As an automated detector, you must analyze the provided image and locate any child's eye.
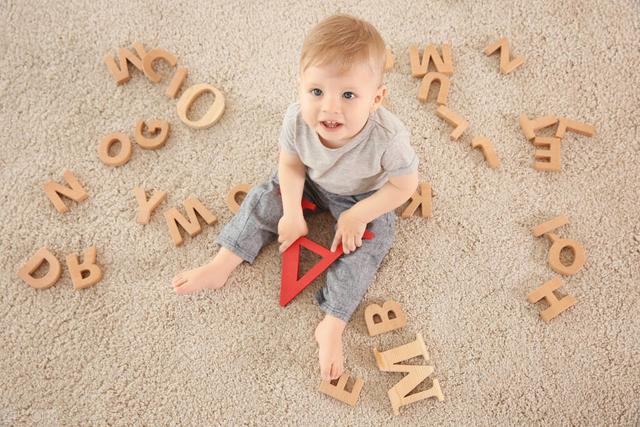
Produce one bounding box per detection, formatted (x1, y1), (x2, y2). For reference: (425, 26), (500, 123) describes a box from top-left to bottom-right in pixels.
(311, 88), (322, 96)
(343, 91), (355, 99)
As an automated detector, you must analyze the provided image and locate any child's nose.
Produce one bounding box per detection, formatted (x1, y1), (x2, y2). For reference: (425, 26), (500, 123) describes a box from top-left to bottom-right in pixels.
(321, 95), (341, 114)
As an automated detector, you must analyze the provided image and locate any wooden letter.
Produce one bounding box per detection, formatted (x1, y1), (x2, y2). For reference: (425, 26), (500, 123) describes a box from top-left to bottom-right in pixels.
(43, 169), (89, 213)
(530, 215), (569, 237)
(142, 48), (177, 83)
(546, 233), (586, 275)
(98, 132), (133, 166)
(519, 114), (558, 140)
(409, 44), (454, 77)
(533, 136), (561, 171)
(17, 247), (62, 289)
(134, 119), (170, 149)
(164, 197), (217, 246)
(483, 37), (524, 74)
(530, 216), (586, 275)
(364, 300), (407, 336)
(527, 275), (576, 321)
(374, 333), (430, 371)
(65, 246), (103, 289)
(471, 136), (500, 169)
(226, 184), (251, 214)
(373, 333), (444, 415)
(388, 365), (443, 416)
(417, 72), (450, 105)
(134, 187), (167, 224)
(103, 42), (147, 85)
(165, 67), (188, 99)
(555, 118), (596, 139)
(436, 106), (469, 140)
(318, 372), (364, 406)
(401, 182), (432, 218)
(176, 83), (226, 129)
(384, 48), (394, 71)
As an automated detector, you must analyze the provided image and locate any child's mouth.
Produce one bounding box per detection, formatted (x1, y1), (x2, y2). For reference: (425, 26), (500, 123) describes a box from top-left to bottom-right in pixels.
(321, 121), (342, 131)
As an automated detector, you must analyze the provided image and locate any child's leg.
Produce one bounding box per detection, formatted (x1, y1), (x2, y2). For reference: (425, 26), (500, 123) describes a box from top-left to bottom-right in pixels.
(316, 210), (396, 321)
(314, 190), (396, 380)
(172, 170), (325, 294)
(216, 169), (326, 262)
(213, 170), (286, 264)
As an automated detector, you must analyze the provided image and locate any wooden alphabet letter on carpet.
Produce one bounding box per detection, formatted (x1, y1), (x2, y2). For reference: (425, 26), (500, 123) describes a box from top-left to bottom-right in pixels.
(134, 187), (168, 224)
(176, 83), (225, 129)
(364, 300), (408, 336)
(401, 182), (432, 218)
(65, 245), (103, 289)
(43, 169), (89, 213)
(409, 44), (454, 77)
(319, 373), (364, 407)
(17, 247), (62, 289)
(527, 275), (576, 321)
(103, 42), (147, 85)
(164, 197), (217, 246)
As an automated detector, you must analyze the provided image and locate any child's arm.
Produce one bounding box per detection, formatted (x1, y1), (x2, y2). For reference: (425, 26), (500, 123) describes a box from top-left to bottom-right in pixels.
(350, 171), (419, 223)
(278, 149), (306, 217)
(277, 149), (309, 253)
(330, 171), (418, 254)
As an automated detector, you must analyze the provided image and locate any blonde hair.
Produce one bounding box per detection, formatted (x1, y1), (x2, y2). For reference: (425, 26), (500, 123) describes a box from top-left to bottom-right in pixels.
(299, 14), (387, 85)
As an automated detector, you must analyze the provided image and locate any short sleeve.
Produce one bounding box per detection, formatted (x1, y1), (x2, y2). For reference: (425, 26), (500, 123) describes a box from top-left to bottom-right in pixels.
(278, 103), (298, 155)
(381, 129), (419, 176)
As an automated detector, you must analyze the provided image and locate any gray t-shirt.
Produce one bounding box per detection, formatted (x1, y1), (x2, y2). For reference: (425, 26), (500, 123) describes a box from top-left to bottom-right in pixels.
(278, 101), (419, 196)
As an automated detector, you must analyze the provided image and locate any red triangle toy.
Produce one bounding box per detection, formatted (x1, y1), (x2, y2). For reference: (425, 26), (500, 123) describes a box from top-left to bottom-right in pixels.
(279, 229), (375, 307)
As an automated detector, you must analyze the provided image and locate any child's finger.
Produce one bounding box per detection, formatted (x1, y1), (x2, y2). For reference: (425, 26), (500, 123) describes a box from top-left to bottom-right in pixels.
(343, 235), (351, 252)
(349, 235), (356, 252)
(279, 240), (289, 253)
(330, 231), (341, 252)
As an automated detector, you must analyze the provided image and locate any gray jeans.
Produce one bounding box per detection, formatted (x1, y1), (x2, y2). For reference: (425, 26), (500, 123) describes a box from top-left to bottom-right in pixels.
(215, 169), (396, 322)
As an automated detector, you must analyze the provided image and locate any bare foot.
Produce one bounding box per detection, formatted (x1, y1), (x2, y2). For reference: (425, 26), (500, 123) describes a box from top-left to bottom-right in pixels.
(172, 247), (243, 295)
(314, 314), (347, 381)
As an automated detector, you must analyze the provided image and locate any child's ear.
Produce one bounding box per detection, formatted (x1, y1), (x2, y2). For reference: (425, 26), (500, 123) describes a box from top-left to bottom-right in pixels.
(371, 84), (388, 113)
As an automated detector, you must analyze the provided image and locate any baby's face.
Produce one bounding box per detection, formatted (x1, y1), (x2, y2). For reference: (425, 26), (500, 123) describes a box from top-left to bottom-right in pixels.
(298, 59), (387, 148)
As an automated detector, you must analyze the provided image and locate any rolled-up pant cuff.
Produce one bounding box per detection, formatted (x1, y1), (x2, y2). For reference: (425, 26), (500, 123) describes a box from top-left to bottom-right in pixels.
(316, 292), (351, 322)
(215, 237), (258, 264)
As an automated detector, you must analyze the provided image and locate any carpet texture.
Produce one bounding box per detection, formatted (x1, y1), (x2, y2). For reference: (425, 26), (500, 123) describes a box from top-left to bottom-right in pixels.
(1, 0), (639, 424)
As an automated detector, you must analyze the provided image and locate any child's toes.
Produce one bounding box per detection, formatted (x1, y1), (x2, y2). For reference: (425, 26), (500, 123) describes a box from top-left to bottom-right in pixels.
(174, 282), (193, 295)
(172, 274), (186, 287)
(320, 362), (331, 381)
(329, 364), (339, 380)
(335, 362), (344, 379)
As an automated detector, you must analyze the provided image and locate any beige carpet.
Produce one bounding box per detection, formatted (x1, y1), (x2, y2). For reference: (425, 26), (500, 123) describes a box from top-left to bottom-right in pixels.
(1, 0), (639, 424)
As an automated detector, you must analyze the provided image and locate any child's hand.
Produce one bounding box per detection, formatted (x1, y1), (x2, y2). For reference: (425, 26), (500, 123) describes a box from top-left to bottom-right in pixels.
(330, 208), (367, 254)
(278, 212), (308, 253)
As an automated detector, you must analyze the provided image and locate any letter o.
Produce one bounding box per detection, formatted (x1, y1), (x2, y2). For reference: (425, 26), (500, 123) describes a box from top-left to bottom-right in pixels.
(548, 237), (586, 275)
(176, 83), (225, 129)
(98, 132), (132, 166)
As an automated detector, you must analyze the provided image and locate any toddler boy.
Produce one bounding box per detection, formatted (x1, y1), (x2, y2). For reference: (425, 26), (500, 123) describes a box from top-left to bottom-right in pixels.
(171, 14), (419, 382)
